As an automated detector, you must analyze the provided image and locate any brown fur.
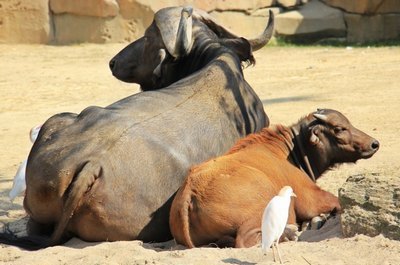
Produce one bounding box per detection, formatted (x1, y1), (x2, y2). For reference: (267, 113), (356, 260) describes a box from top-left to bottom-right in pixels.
(169, 109), (379, 248)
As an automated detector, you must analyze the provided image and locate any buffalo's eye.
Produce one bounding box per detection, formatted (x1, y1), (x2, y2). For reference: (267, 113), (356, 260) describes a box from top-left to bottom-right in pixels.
(333, 127), (345, 134)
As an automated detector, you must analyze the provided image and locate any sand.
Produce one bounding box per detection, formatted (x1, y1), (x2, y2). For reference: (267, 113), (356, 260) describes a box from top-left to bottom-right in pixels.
(0, 44), (399, 264)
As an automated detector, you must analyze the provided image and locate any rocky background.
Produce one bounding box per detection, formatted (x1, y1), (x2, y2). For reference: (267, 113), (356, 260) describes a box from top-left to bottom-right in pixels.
(339, 173), (400, 240)
(1, 0), (399, 44)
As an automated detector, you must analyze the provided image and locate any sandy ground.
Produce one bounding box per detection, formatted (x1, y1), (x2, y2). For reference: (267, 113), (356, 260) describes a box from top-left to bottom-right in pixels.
(0, 44), (399, 264)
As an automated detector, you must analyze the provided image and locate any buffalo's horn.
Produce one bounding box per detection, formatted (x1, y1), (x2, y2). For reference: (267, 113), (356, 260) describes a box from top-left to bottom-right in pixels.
(194, 9), (273, 51)
(313, 113), (328, 122)
(174, 7), (193, 57)
(153, 49), (167, 78)
(248, 10), (274, 51)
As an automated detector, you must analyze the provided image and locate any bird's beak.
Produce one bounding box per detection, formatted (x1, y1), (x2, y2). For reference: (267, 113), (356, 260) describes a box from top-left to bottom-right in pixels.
(291, 193), (297, 198)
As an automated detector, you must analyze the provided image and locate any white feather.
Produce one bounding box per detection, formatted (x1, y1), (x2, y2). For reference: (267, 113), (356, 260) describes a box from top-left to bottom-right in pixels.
(261, 186), (295, 252)
(30, 124), (42, 143)
(9, 124), (42, 202)
(9, 159), (27, 201)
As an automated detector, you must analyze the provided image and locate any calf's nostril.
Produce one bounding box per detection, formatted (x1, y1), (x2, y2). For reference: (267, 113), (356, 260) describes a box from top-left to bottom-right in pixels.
(371, 140), (380, 150)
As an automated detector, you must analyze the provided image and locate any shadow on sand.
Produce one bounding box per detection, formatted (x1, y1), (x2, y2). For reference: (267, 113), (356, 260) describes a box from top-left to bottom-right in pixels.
(262, 95), (313, 105)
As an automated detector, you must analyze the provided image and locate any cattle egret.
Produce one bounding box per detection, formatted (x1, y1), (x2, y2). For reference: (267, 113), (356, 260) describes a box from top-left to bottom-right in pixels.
(9, 159), (28, 201)
(9, 125), (41, 201)
(261, 186), (296, 263)
(29, 124), (42, 143)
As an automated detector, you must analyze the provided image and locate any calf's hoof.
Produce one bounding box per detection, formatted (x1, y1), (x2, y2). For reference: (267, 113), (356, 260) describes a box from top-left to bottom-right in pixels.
(281, 224), (299, 242)
(301, 213), (330, 231)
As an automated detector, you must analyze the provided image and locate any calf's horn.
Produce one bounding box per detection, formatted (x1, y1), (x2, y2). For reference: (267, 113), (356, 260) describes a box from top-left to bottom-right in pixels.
(313, 113), (328, 122)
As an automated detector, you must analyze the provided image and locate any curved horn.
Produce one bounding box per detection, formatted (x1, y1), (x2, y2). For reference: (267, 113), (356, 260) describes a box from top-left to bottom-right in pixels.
(194, 9), (274, 51)
(313, 113), (328, 122)
(174, 6), (193, 57)
(248, 10), (274, 51)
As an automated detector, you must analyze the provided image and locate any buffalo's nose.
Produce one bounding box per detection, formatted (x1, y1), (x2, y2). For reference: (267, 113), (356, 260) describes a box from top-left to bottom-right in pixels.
(109, 58), (116, 71)
(371, 140), (380, 150)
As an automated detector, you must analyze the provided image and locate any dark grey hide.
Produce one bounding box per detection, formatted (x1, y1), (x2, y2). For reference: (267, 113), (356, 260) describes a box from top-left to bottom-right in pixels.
(3, 7), (274, 249)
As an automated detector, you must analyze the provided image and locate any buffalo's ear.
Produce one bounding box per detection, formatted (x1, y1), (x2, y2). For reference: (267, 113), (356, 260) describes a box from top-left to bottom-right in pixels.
(221, 37), (255, 65)
(155, 6), (193, 58)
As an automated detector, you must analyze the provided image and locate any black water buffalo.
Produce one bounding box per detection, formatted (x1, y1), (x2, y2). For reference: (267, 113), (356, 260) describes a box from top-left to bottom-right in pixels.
(0, 7), (274, 249)
(109, 7), (271, 90)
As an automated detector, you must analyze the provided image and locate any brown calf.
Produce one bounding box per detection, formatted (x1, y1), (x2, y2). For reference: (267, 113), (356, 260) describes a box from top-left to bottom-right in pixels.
(169, 109), (379, 248)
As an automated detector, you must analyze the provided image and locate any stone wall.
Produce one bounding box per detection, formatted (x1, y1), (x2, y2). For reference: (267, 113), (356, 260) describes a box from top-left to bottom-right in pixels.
(0, 0), (399, 44)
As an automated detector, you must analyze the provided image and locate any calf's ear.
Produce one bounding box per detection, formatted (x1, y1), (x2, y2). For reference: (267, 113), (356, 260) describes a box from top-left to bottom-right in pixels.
(309, 126), (320, 145)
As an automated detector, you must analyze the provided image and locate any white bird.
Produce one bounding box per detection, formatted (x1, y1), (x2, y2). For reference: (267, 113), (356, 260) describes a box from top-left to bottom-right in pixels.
(29, 124), (42, 143)
(9, 159), (28, 201)
(261, 186), (296, 264)
(9, 124), (42, 202)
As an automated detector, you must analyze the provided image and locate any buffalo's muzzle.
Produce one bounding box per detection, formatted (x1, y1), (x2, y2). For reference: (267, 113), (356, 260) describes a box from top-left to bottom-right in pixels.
(109, 58), (116, 71)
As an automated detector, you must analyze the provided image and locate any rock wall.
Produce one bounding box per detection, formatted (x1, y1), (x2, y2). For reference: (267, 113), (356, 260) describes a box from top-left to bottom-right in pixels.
(0, 0), (399, 44)
(339, 173), (400, 241)
(0, 0), (53, 43)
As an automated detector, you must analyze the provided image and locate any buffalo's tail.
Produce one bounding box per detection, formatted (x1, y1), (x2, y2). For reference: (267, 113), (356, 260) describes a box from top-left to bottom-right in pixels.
(49, 161), (100, 246)
(0, 162), (100, 250)
(0, 230), (49, 251)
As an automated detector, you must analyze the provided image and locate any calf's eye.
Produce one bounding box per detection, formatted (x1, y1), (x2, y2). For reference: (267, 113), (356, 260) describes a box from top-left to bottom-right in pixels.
(334, 127), (345, 134)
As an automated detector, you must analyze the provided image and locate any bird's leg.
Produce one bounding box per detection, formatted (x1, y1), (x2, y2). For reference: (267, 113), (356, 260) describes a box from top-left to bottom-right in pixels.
(275, 241), (283, 264)
(272, 243), (277, 262)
